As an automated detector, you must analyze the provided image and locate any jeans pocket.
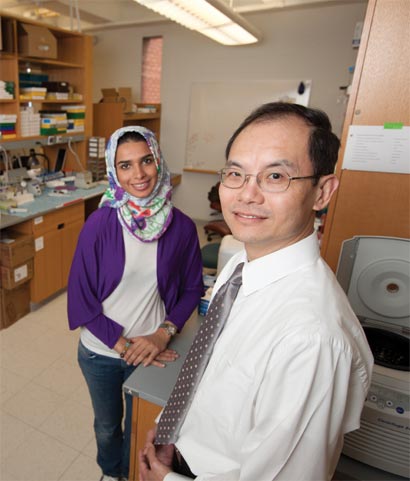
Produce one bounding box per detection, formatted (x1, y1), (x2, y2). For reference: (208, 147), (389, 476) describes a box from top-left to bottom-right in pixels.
(78, 340), (97, 361)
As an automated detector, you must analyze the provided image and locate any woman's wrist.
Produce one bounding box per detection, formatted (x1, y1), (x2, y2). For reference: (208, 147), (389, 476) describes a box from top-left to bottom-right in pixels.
(158, 321), (177, 338)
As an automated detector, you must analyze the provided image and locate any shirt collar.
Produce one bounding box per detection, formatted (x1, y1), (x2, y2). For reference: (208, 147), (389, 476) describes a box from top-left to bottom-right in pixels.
(240, 232), (320, 296)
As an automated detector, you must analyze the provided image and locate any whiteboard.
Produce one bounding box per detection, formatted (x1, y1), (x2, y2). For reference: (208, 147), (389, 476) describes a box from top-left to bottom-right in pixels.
(184, 80), (311, 173)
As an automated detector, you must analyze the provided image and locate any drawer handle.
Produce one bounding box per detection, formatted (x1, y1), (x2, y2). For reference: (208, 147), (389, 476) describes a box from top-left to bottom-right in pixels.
(58, 223), (65, 229)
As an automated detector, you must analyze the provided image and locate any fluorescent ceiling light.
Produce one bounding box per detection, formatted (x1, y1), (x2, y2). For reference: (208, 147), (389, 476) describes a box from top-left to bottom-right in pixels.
(133, 0), (262, 45)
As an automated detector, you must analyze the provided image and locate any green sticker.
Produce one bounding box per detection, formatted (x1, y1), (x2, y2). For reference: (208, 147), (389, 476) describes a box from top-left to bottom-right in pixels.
(384, 122), (403, 129)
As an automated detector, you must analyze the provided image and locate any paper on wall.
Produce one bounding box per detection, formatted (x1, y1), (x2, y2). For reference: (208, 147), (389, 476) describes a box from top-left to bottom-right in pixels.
(342, 125), (410, 174)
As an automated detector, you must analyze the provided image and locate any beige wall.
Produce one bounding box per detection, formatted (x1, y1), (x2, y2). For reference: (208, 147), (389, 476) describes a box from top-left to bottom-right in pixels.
(92, 1), (367, 220)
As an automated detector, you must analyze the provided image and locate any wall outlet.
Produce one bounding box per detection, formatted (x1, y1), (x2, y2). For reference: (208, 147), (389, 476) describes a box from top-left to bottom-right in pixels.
(47, 135), (56, 145)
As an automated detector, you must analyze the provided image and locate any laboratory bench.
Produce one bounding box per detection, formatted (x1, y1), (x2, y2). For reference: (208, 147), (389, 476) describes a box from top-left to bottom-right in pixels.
(0, 183), (107, 305)
(123, 313), (408, 481)
(0, 183), (107, 230)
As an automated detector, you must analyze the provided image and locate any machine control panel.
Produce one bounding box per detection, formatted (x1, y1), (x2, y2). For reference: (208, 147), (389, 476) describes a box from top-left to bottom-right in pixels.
(366, 385), (409, 414)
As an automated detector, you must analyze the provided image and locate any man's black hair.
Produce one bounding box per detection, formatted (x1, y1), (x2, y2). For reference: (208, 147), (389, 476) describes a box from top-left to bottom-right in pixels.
(225, 102), (341, 182)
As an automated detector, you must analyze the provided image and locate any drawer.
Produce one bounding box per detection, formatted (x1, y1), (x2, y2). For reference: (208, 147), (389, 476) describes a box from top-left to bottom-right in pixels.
(14, 202), (84, 236)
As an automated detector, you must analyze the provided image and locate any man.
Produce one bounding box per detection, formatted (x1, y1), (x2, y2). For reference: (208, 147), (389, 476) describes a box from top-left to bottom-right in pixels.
(139, 102), (373, 480)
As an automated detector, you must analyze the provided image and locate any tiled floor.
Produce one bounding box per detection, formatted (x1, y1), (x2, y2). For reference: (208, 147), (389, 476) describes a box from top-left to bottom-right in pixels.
(0, 292), (100, 481)
(0, 220), (217, 481)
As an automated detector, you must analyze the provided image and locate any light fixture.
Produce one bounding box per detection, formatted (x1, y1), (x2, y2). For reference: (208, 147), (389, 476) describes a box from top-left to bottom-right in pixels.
(133, 0), (261, 45)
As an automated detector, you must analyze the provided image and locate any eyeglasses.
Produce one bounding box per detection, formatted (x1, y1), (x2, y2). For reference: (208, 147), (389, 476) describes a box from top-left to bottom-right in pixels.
(219, 167), (319, 193)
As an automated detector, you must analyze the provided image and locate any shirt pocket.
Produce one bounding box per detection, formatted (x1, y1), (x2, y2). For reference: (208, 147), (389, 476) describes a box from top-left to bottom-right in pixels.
(195, 358), (254, 434)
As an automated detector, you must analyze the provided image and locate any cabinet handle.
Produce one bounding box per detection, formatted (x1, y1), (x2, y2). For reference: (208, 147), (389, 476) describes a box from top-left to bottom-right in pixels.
(58, 223), (65, 229)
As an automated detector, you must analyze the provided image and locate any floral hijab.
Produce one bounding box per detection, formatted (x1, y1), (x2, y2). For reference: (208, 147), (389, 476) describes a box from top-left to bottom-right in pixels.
(99, 126), (173, 242)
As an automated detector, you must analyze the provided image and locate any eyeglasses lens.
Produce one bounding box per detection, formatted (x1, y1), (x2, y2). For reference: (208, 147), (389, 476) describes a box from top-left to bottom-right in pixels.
(220, 168), (289, 193)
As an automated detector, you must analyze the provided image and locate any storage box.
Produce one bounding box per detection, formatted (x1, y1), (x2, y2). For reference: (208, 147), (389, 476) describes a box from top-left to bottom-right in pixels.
(101, 88), (118, 103)
(18, 23), (57, 59)
(118, 87), (133, 113)
(0, 259), (33, 289)
(0, 283), (30, 330)
(0, 232), (34, 268)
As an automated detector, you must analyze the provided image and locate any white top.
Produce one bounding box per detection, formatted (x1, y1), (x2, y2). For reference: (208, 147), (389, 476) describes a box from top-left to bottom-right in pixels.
(165, 233), (373, 481)
(81, 227), (166, 358)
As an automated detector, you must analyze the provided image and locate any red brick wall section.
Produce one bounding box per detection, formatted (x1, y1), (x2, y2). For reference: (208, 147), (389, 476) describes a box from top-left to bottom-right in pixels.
(141, 36), (163, 103)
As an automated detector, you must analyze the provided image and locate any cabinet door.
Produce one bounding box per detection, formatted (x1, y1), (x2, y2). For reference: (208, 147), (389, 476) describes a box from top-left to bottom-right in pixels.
(61, 219), (83, 287)
(31, 229), (62, 303)
(129, 398), (162, 481)
(321, 0), (410, 271)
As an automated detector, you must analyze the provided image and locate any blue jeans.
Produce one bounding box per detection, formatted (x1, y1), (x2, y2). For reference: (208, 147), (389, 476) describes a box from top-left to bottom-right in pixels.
(78, 341), (135, 478)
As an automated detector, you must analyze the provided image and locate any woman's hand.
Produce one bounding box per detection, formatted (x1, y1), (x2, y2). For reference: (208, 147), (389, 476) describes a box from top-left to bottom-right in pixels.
(123, 329), (179, 367)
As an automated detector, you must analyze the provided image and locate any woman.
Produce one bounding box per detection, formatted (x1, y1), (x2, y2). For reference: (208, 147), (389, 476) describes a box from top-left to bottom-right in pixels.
(67, 126), (203, 481)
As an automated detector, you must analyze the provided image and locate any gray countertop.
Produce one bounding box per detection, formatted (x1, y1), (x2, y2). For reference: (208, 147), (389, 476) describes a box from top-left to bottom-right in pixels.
(1, 175), (182, 230)
(123, 312), (407, 481)
(0, 183), (107, 230)
(123, 312), (202, 406)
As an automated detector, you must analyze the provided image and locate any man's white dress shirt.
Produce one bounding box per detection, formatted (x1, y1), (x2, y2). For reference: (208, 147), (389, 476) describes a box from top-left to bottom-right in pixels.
(165, 233), (373, 481)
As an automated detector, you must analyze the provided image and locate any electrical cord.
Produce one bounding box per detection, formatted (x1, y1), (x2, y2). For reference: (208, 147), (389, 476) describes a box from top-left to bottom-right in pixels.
(68, 137), (85, 172)
(0, 144), (10, 183)
(28, 149), (50, 172)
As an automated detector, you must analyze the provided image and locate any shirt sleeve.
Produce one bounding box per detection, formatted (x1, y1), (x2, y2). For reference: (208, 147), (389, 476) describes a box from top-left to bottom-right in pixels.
(241, 338), (350, 480)
(67, 211), (124, 348)
(164, 474), (193, 481)
(191, 335), (353, 481)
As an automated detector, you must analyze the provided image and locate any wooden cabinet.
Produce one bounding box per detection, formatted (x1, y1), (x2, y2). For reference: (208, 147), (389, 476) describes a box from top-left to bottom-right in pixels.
(93, 102), (161, 141)
(129, 397), (162, 481)
(321, 0), (410, 271)
(0, 14), (93, 170)
(11, 203), (84, 303)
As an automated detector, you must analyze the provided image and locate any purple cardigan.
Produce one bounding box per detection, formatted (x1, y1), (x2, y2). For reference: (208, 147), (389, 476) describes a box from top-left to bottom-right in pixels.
(67, 206), (204, 348)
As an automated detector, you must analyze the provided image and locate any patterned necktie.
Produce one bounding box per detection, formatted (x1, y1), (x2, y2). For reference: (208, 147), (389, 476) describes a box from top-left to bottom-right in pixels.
(155, 262), (244, 445)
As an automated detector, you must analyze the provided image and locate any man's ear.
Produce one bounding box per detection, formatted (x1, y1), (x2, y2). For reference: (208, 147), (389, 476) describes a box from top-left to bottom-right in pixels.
(313, 174), (339, 211)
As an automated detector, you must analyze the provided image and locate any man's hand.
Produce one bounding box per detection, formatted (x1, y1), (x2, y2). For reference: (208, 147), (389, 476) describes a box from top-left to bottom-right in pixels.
(145, 428), (175, 466)
(139, 441), (173, 481)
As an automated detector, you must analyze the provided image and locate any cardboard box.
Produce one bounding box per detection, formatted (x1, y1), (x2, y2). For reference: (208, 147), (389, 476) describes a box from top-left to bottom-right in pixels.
(0, 283), (30, 330)
(0, 259), (33, 290)
(18, 23), (57, 59)
(118, 87), (133, 113)
(101, 88), (118, 103)
(0, 232), (34, 268)
(101, 87), (133, 112)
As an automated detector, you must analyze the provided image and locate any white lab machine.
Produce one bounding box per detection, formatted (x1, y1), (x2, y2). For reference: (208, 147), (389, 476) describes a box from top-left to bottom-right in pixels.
(336, 236), (410, 478)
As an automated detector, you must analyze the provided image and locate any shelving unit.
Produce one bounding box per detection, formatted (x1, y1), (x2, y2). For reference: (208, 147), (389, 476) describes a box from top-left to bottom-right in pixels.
(93, 102), (161, 141)
(0, 14), (93, 171)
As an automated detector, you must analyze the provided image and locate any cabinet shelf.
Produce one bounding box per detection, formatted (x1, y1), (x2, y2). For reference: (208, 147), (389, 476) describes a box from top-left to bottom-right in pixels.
(0, 13), (93, 172)
(1, 133), (84, 149)
(0, 52), (16, 60)
(18, 56), (83, 69)
(19, 99), (84, 104)
(123, 112), (161, 121)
